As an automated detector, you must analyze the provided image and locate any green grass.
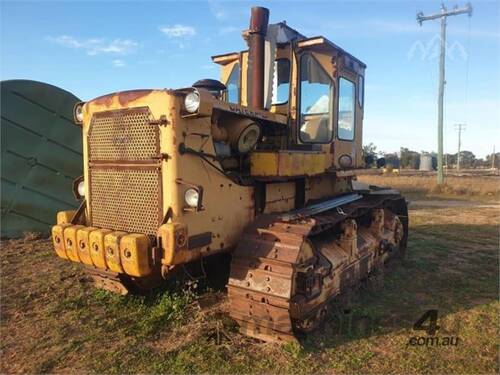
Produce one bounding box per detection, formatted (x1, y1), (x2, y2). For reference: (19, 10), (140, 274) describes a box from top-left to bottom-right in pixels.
(1, 200), (498, 374)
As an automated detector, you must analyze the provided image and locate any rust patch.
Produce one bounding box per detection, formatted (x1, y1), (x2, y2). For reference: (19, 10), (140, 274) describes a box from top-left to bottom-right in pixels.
(91, 89), (154, 107)
(118, 90), (154, 106)
(92, 93), (115, 107)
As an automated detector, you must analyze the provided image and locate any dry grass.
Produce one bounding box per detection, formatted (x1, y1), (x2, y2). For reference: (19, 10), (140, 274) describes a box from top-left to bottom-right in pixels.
(357, 174), (500, 200)
(1, 198), (499, 374)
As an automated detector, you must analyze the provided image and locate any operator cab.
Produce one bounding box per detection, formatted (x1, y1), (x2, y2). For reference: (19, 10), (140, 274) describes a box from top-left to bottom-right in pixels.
(212, 24), (366, 170)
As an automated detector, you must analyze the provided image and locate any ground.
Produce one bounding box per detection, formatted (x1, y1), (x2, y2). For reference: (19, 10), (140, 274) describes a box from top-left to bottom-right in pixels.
(1, 175), (498, 374)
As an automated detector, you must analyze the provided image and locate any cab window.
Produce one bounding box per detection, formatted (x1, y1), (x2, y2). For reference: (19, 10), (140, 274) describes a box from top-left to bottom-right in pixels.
(271, 59), (290, 105)
(299, 54), (333, 143)
(226, 63), (240, 104)
(337, 77), (355, 141)
(358, 75), (364, 108)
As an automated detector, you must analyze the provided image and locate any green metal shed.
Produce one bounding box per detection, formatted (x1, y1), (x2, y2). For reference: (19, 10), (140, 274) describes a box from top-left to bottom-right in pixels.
(1, 80), (83, 238)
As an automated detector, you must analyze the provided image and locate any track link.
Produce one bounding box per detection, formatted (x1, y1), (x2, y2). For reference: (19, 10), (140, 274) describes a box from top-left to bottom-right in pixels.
(227, 193), (408, 343)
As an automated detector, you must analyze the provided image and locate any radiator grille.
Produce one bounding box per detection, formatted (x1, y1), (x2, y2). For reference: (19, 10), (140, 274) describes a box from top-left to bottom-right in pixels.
(88, 107), (159, 162)
(88, 106), (162, 235)
(89, 168), (161, 235)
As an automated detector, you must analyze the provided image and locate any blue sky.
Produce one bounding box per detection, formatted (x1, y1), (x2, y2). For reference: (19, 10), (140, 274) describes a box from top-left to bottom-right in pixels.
(1, 0), (498, 158)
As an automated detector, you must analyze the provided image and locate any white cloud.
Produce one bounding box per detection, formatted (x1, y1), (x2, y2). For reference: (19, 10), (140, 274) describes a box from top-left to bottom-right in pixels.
(47, 35), (138, 55)
(112, 59), (125, 67)
(159, 24), (196, 38)
(208, 0), (228, 20)
(219, 26), (240, 35)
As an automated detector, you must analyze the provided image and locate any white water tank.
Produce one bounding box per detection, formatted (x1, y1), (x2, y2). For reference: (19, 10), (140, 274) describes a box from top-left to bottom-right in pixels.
(419, 153), (433, 171)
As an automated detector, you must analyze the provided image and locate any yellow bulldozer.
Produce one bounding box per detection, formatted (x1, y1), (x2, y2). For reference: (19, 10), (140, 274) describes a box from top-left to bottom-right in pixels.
(51, 7), (408, 342)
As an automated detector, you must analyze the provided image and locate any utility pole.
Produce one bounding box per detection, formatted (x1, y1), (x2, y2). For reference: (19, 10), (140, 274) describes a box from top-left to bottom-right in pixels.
(455, 124), (466, 171)
(417, 3), (473, 184)
(492, 145), (496, 170)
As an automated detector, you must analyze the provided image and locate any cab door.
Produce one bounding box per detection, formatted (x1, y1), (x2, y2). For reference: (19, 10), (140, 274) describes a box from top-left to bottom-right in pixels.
(333, 65), (364, 169)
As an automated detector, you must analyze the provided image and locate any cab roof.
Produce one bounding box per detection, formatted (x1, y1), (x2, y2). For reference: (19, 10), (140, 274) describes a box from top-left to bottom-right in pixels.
(211, 22), (366, 69)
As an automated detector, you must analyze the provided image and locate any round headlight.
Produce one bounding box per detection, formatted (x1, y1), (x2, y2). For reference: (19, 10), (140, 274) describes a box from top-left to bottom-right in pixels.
(74, 103), (84, 123)
(77, 180), (85, 198)
(338, 154), (353, 169)
(184, 188), (199, 208)
(237, 123), (260, 153)
(184, 91), (200, 113)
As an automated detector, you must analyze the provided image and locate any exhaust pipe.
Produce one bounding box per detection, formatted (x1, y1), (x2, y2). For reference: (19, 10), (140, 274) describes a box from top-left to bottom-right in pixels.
(247, 6), (269, 110)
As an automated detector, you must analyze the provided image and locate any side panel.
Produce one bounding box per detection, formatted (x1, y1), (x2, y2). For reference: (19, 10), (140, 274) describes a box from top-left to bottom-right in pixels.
(250, 151), (327, 177)
(263, 182), (296, 214)
(305, 174), (351, 203)
(170, 104), (255, 263)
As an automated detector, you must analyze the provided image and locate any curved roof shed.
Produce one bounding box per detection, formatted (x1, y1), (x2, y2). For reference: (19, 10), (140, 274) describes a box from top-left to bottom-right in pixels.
(1, 80), (82, 238)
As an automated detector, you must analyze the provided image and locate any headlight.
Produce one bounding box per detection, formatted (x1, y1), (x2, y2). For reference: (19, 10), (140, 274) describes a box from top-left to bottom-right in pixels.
(72, 175), (85, 200)
(74, 102), (84, 123)
(184, 188), (199, 208)
(236, 123), (260, 153)
(77, 180), (85, 197)
(184, 91), (200, 113)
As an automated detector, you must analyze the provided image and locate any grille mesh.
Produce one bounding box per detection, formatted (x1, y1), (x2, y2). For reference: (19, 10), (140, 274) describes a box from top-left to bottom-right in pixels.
(88, 107), (158, 162)
(89, 168), (161, 235)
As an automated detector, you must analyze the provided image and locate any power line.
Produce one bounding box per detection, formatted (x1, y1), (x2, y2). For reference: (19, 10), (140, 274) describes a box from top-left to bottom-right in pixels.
(417, 3), (473, 184)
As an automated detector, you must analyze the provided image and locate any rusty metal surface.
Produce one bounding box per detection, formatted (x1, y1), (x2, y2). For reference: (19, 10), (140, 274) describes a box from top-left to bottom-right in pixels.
(227, 193), (408, 342)
(84, 266), (164, 294)
(247, 7), (269, 109)
(280, 193), (362, 221)
(85, 267), (129, 295)
(92, 90), (154, 107)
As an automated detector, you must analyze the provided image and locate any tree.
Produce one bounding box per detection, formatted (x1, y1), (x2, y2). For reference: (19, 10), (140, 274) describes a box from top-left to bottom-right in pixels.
(363, 143), (377, 156)
(383, 152), (399, 169)
(486, 152), (500, 169)
(472, 158), (487, 168)
(400, 147), (420, 169)
(444, 153), (456, 167)
(363, 143), (378, 167)
(458, 151), (475, 168)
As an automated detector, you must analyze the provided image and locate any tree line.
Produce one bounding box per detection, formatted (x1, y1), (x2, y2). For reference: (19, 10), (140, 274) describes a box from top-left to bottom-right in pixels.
(363, 143), (499, 169)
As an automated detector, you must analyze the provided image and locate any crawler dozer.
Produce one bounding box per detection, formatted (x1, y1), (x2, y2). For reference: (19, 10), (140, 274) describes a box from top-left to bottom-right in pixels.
(51, 7), (408, 342)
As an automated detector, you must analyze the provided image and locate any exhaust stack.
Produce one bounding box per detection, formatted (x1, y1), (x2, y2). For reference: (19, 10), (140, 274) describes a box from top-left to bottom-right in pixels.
(247, 6), (269, 110)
